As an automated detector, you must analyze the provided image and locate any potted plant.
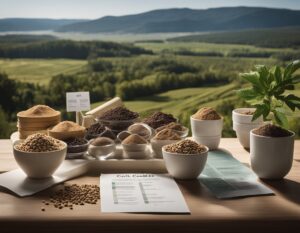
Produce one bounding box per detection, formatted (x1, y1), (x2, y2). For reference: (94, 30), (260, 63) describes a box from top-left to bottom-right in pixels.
(238, 60), (300, 179)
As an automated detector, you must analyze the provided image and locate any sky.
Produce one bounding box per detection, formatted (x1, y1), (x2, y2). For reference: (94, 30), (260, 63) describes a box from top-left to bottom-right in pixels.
(0, 0), (300, 19)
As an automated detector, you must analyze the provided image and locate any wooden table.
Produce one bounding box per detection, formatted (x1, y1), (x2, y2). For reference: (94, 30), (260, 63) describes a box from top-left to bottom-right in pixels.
(0, 138), (300, 233)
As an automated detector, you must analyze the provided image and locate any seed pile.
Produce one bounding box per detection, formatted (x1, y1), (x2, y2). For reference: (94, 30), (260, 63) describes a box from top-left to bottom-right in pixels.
(91, 137), (113, 146)
(143, 112), (176, 129)
(193, 107), (221, 120)
(164, 139), (206, 154)
(156, 122), (184, 132)
(253, 124), (292, 137)
(154, 129), (181, 140)
(51, 121), (85, 132)
(122, 134), (147, 144)
(41, 184), (100, 211)
(86, 123), (106, 137)
(99, 107), (139, 121)
(16, 133), (63, 152)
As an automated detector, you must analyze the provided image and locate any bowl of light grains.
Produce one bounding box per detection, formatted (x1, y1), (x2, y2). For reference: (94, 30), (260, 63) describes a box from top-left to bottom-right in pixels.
(162, 139), (208, 180)
(13, 133), (67, 179)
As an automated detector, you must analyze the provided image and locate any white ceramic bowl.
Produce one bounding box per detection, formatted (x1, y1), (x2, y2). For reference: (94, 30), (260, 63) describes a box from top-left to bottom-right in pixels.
(13, 140), (67, 179)
(162, 146), (208, 180)
(192, 135), (221, 150)
(151, 139), (181, 158)
(250, 130), (295, 179)
(232, 108), (263, 124)
(233, 122), (265, 149)
(190, 116), (223, 137)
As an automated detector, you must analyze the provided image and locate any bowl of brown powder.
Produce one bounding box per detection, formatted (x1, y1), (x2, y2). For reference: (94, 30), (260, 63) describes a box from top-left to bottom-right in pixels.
(162, 139), (208, 179)
(88, 137), (116, 159)
(49, 121), (86, 140)
(121, 134), (149, 159)
(143, 112), (177, 129)
(155, 122), (189, 138)
(13, 133), (67, 179)
(151, 129), (182, 158)
(190, 107), (223, 149)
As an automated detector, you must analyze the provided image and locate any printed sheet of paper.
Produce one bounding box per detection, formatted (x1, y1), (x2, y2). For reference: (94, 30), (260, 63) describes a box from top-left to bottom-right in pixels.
(100, 174), (190, 213)
(199, 150), (274, 199)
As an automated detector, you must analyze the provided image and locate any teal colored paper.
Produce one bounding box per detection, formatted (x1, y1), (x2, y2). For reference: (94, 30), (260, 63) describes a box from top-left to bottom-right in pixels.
(199, 150), (274, 199)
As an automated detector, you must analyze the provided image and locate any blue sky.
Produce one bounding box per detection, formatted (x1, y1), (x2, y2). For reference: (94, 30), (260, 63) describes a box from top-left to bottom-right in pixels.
(0, 0), (299, 19)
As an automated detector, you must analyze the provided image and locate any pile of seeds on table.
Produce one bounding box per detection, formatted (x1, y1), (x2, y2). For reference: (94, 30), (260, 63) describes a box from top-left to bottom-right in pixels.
(41, 184), (100, 211)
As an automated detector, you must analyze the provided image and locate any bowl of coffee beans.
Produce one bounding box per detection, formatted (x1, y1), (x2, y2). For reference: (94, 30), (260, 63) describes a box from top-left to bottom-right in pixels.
(162, 139), (208, 180)
(13, 133), (67, 179)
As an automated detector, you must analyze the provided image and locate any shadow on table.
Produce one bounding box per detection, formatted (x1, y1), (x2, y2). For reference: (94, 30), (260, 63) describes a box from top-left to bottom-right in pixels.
(262, 178), (300, 205)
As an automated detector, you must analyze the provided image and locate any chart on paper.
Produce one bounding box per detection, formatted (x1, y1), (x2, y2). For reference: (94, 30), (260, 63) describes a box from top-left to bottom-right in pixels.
(101, 174), (190, 213)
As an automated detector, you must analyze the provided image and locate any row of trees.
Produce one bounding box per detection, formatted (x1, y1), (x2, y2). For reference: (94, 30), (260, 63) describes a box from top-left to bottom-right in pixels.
(0, 40), (152, 59)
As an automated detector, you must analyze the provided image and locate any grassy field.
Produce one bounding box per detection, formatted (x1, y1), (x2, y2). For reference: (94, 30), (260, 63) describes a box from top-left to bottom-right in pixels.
(0, 59), (87, 84)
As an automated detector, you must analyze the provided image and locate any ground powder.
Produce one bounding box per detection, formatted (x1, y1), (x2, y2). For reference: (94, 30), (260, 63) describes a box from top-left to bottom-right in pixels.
(122, 134), (147, 144)
(193, 107), (221, 120)
(19, 105), (59, 117)
(252, 124), (292, 137)
(143, 112), (176, 129)
(52, 121), (85, 132)
(91, 137), (114, 146)
(154, 129), (181, 140)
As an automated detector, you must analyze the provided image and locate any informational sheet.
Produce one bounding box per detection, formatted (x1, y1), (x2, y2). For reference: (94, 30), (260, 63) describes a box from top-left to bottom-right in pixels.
(199, 150), (274, 199)
(66, 92), (90, 112)
(100, 174), (190, 213)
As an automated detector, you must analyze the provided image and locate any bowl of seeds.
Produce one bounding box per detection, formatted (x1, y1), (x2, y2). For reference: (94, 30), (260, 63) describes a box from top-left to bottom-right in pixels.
(162, 139), (208, 180)
(13, 133), (67, 179)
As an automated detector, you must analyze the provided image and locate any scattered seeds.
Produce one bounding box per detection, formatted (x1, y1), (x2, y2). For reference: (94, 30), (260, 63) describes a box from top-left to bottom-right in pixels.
(41, 184), (100, 210)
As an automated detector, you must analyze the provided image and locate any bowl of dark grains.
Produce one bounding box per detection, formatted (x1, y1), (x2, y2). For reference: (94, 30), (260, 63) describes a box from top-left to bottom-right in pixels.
(65, 137), (89, 159)
(143, 112), (177, 129)
(162, 139), (208, 180)
(97, 107), (139, 135)
(85, 122), (106, 140)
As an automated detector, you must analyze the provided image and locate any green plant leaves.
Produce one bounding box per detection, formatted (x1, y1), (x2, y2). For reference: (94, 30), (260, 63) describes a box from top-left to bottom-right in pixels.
(284, 60), (300, 80)
(274, 108), (289, 128)
(238, 60), (300, 128)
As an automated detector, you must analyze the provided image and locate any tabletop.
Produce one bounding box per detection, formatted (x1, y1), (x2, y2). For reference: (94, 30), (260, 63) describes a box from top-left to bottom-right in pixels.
(0, 138), (300, 233)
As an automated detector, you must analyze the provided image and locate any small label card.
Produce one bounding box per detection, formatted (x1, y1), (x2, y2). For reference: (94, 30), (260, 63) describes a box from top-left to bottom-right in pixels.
(66, 92), (91, 112)
(100, 174), (190, 213)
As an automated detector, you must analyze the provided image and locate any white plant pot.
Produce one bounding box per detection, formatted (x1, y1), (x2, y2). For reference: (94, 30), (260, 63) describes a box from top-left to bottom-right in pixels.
(190, 116), (223, 137)
(232, 108), (263, 124)
(250, 130), (295, 179)
(233, 122), (265, 149)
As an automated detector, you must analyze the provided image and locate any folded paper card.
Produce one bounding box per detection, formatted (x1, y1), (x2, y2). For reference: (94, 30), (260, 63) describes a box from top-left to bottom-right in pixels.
(199, 149), (274, 199)
(0, 160), (90, 197)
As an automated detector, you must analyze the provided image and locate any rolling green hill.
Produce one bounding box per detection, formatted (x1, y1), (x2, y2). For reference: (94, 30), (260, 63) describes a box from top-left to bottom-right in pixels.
(169, 27), (300, 48)
(0, 18), (87, 32)
(56, 7), (300, 33)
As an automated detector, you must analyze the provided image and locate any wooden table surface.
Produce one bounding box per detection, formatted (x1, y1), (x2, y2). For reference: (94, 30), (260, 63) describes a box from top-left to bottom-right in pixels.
(1, 138), (300, 233)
